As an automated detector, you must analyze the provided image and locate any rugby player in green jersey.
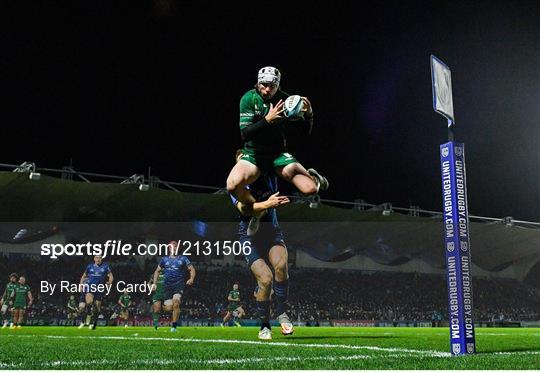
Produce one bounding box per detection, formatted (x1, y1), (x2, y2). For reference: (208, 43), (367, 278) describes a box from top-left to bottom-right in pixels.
(149, 271), (175, 330)
(1, 273), (18, 329)
(226, 66), (329, 212)
(221, 283), (241, 327)
(117, 290), (132, 328)
(66, 295), (78, 325)
(149, 271), (167, 330)
(11, 276), (33, 329)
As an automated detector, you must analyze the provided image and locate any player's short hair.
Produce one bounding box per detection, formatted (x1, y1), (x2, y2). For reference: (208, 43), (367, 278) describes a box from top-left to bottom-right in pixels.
(9, 273), (18, 279)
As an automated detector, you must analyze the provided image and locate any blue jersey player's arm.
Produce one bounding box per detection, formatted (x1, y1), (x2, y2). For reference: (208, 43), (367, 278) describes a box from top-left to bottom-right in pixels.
(232, 191), (290, 216)
(182, 256), (196, 286)
(104, 264), (114, 285)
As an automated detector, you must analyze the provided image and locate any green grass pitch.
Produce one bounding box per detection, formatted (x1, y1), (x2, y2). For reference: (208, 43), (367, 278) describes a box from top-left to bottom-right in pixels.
(0, 326), (539, 369)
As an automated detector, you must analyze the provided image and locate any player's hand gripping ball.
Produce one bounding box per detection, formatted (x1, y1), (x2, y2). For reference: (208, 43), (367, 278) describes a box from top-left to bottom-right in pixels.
(283, 95), (305, 121)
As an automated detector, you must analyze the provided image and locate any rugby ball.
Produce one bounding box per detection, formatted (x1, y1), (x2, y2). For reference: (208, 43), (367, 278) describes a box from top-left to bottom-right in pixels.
(283, 95), (304, 120)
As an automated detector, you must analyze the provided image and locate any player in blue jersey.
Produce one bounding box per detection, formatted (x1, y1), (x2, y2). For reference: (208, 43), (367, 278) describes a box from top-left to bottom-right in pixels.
(152, 241), (196, 332)
(77, 255), (113, 330)
(230, 151), (293, 340)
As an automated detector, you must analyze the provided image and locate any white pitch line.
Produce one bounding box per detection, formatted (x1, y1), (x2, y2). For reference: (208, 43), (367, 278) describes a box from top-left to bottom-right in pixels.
(1, 355), (371, 369)
(14, 333), (452, 358)
(494, 351), (540, 356)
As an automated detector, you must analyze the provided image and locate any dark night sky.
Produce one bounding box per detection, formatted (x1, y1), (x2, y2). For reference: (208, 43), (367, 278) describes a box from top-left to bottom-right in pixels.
(3, 1), (539, 221)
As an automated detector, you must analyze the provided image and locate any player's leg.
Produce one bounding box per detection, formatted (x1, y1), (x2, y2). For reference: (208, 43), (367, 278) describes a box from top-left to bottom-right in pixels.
(233, 308), (243, 327)
(9, 305), (15, 328)
(226, 159), (260, 204)
(120, 308), (126, 326)
(123, 309), (129, 327)
(84, 293), (95, 327)
(268, 243), (293, 335)
(275, 161), (329, 195)
(89, 299), (102, 330)
(11, 309), (17, 328)
(221, 311), (232, 327)
(17, 308), (25, 328)
(250, 258), (274, 340)
(170, 293), (181, 332)
(77, 296), (87, 328)
(15, 308), (24, 328)
(84, 293), (97, 329)
(162, 299), (173, 313)
(152, 301), (162, 330)
(1, 300), (8, 328)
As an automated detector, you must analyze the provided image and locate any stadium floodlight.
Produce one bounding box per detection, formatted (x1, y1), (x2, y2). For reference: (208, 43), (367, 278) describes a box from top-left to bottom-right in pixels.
(353, 199), (367, 211)
(11, 162), (41, 180)
(432, 55), (476, 355)
(408, 205), (420, 217)
(381, 203), (393, 216)
(12, 161), (35, 173)
(120, 174), (145, 185)
(502, 216), (514, 227)
(29, 172), (41, 181)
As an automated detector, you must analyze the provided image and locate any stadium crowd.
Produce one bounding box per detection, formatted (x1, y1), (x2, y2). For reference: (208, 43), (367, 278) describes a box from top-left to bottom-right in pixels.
(1, 254), (539, 323)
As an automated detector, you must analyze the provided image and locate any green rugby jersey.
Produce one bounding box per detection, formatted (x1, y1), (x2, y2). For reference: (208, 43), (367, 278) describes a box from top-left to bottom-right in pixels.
(2, 282), (17, 301)
(154, 273), (164, 296)
(119, 294), (131, 307)
(67, 298), (77, 310)
(229, 289), (240, 302)
(13, 284), (30, 307)
(239, 89), (291, 154)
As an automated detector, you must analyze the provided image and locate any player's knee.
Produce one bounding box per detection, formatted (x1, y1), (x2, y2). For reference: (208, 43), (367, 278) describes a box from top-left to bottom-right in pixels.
(301, 181), (318, 195)
(226, 173), (245, 194)
(258, 273), (273, 290)
(226, 178), (237, 194)
(274, 263), (288, 280)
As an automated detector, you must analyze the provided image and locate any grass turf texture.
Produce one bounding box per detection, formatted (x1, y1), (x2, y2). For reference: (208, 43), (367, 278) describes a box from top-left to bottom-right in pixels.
(0, 326), (539, 369)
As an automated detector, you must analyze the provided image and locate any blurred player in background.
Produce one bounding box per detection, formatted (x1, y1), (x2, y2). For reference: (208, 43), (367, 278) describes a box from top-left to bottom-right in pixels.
(149, 270), (167, 330)
(78, 255), (113, 330)
(230, 151), (294, 340)
(11, 276), (33, 329)
(152, 241), (196, 332)
(221, 283), (241, 327)
(1, 273), (18, 329)
(117, 289), (132, 328)
(231, 305), (245, 326)
(226, 66), (329, 211)
(66, 295), (78, 325)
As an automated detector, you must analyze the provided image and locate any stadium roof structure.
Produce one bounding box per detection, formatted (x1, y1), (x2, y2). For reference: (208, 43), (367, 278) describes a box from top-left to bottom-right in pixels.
(0, 167), (539, 280)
